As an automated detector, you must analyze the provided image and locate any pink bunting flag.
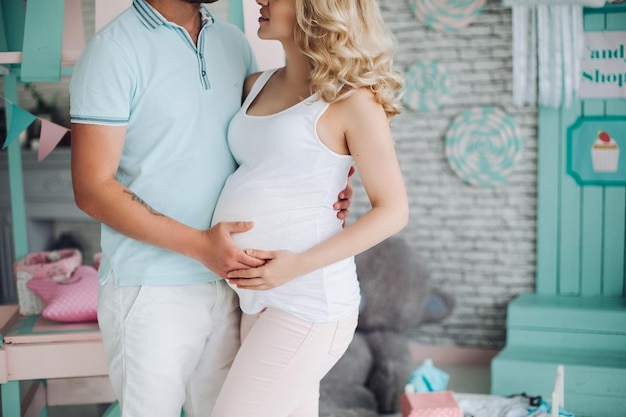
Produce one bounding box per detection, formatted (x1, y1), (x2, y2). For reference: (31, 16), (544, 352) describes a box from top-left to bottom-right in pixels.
(38, 119), (70, 161)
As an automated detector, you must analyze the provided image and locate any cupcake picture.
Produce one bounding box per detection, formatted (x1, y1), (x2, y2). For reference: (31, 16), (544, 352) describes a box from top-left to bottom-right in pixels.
(591, 130), (619, 172)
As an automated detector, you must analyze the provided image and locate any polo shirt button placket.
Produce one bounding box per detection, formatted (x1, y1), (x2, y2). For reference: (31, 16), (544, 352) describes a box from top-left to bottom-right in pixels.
(199, 53), (210, 89)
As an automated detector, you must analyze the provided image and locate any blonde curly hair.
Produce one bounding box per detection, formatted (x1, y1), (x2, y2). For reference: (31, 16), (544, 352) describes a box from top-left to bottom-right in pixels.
(294, 0), (404, 119)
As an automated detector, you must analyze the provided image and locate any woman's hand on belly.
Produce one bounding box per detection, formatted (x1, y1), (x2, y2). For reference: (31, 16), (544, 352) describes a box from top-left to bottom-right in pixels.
(226, 249), (305, 290)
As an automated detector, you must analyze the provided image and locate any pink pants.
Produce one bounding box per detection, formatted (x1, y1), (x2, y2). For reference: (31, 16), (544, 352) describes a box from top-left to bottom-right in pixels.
(210, 307), (358, 417)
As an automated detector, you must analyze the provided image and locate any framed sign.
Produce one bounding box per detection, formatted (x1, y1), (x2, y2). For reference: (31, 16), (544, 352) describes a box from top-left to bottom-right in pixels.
(567, 116), (626, 186)
(580, 31), (626, 99)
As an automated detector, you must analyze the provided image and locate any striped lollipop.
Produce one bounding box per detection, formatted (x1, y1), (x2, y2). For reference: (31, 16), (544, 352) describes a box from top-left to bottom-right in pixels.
(408, 0), (486, 32)
(402, 60), (451, 112)
(445, 107), (523, 187)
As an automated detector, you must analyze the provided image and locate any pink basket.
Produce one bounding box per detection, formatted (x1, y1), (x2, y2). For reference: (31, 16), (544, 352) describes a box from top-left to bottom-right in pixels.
(13, 249), (83, 315)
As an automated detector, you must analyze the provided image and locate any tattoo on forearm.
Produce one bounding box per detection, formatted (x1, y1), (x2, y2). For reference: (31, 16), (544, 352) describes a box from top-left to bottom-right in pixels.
(123, 190), (165, 217)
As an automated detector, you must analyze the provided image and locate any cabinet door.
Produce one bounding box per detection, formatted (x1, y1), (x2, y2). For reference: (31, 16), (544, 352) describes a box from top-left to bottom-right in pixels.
(536, 7), (626, 297)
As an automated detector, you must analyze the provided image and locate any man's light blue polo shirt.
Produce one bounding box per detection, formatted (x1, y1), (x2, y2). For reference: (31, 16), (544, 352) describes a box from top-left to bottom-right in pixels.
(69, 0), (258, 286)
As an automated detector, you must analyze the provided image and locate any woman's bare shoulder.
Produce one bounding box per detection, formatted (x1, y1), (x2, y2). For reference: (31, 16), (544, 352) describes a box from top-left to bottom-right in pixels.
(339, 87), (380, 110)
(336, 87), (385, 121)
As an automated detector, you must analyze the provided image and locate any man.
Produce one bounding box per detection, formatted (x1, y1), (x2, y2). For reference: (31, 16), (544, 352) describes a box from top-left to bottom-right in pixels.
(69, 1), (352, 416)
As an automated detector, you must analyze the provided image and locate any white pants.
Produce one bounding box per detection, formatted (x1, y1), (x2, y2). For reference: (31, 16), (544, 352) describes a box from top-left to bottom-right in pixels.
(210, 307), (358, 417)
(98, 276), (241, 417)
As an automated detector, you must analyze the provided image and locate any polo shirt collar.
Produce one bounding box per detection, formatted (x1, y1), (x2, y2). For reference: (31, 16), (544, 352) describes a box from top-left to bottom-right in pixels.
(133, 0), (214, 30)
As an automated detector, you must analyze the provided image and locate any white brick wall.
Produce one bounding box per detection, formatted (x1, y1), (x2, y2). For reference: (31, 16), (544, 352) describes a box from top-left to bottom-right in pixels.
(350, 0), (537, 349)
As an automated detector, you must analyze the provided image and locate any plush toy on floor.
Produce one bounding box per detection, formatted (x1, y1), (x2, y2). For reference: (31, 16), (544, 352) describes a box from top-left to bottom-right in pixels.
(319, 237), (455, 417)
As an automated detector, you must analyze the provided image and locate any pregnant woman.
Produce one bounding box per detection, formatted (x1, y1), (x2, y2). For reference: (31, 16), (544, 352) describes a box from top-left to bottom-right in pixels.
(209, 0), (409, 415)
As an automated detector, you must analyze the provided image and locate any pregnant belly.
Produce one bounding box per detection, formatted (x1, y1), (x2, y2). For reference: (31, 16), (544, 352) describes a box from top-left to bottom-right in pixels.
(212, 175), (344, 251)
(214, 203), (342, 253)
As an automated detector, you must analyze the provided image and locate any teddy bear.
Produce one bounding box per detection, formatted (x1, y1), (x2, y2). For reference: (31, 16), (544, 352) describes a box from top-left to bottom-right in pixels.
(319, 236), (454, 417)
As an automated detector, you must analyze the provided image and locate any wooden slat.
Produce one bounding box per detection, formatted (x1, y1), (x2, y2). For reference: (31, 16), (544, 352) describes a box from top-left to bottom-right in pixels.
(507, 328), (626, 352)
(559, 99), (583, 295)
(583, 9), (605, 32)
(536, 107), (561, 295)
(603, 97), (626, 115)
(602, 9), (626, 297)
(4, 315), (100, 345)
(507, 293), (626, 334)
(585, 3), (626, 14)
(580, 100), (606, 296)
(20, 0), (65, 82)
(47, 376), (116, 406)
(0, 51), (21, 63)
(0, 51), (80, 67)
(496, 346), (626, 373)
(1, 0), (25, 52)
(579, 188), (603, 296)
(4, 72), (29, 260)
(228, 0), (244, 31)
(0, 2), (8, 52)
(6, 341), (108, 380)
(606, 9), (626, 28)
(1, 380), (21, 417)
(0, 350), (7, 384)
(0, 305), (19, 347)
(602, 187), (626, 296)
(603, 100), (626, 297)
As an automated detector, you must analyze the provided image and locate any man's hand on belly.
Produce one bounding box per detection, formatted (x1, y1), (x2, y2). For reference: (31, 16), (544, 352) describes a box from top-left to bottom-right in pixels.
(198, 222), (266, 277)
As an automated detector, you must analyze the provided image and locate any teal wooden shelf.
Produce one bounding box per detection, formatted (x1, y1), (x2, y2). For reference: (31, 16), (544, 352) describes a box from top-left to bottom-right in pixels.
(491, 6), (626, 417)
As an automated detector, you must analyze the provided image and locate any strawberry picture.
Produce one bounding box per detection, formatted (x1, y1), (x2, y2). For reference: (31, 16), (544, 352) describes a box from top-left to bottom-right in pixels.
(598, 130), (611, 143)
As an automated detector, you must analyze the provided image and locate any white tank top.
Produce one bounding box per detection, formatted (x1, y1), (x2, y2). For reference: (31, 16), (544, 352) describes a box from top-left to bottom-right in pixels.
(211, 69), (360, 322)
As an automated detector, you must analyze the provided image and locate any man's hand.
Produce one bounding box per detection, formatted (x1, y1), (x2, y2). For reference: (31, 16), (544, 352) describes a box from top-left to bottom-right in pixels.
(198, 222), (265, 278)
(334, 166), (355, 227)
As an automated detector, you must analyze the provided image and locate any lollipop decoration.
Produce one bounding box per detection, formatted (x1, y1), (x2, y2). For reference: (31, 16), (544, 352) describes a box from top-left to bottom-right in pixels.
(402, 60), (451, 112)
(445, 107), (523, 187)
(407, 0), (486, 32)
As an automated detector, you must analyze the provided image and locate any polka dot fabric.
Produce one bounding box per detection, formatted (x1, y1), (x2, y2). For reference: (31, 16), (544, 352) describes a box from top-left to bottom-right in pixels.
(27, 265), (99, 323)
(13, 249), (82, 315)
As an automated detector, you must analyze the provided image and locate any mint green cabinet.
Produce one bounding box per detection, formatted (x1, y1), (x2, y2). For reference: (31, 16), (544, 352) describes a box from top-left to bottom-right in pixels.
(491, 6), (626, 417)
